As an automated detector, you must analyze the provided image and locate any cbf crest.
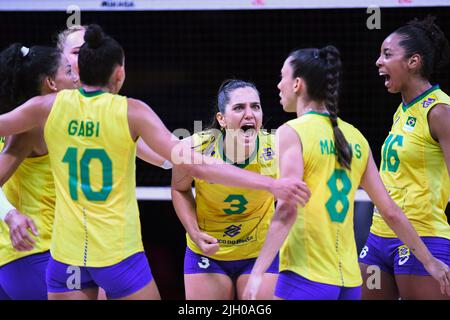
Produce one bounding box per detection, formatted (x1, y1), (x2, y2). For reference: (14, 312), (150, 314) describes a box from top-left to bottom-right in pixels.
(403, 116), (417, 133)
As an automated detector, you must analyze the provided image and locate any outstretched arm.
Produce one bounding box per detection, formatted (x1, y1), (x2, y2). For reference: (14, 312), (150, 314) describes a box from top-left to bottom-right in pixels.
(243, 124), (303, 300)
(0, 94), (55, 137)
(127, 99), (310, 205)
(136, 138), (172, 169)
(360, 150), (450, 296)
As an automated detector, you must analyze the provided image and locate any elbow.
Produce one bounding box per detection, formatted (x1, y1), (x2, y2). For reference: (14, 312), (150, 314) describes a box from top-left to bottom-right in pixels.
(275, 201), (298, 224)
(379, 203), (402, 226)
(181, 164), (206, 181)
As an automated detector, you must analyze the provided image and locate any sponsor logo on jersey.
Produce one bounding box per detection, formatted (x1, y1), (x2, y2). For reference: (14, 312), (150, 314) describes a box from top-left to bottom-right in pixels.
(223, 224), (242, 237)
(260, 147), (274, 161)
(422, 97), (436, 108)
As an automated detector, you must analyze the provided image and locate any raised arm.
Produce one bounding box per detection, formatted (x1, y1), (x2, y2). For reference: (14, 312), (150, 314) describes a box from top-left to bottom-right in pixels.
(243, 124), (304, 300)
(127, 98), (310, 205)
(360, 150), (450, 296)
(171, 140), (219, 256)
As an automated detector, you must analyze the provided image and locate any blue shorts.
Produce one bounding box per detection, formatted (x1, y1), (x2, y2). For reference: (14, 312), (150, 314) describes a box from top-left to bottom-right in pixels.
(184, 247), (279, 279)
(358, 233), (450, 275)
(275, 271), (361, 300)
(46, 251), (153, 299)
(0, 251), (50, 300)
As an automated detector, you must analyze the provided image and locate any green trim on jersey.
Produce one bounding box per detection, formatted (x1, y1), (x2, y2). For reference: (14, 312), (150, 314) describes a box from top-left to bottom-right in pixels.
(402, 85), (440, 112)
(78, 88), (106, 98)
(303, 111), (330, 117)
(218, 134), (260, 169)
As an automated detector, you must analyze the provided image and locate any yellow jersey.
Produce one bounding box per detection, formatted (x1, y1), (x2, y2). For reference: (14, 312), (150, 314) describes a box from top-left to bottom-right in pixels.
(371, 85), (450, 239)
(0, 153), (55, 266)
(188, 130), (277, 260)
(44, 88), (143, 267)
(282, 111), (370, 287)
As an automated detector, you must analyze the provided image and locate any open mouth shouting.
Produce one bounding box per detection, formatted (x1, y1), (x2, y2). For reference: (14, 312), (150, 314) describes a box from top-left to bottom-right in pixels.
(379, 70), (392, 90)
(239, 123), (257, 141)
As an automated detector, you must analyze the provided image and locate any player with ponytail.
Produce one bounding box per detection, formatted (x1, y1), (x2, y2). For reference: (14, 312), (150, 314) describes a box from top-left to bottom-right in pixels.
(360, 16), (450, 300)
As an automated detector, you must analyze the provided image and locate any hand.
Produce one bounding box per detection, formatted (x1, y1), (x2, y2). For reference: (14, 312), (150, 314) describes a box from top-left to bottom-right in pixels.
(4, 209), (39, 251)
(269, 178), (311, 206)
(193, 231), (219, 256)
(424, 257), (450, 296)
(242, 273), (263, 300)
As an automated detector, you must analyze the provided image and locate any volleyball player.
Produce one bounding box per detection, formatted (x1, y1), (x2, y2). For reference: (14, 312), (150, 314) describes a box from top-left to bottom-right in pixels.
(0, 43), (78, 300)
(243, 45), (450, 300)
(172, 79), (279, 299)
(359, 16), (450, 300)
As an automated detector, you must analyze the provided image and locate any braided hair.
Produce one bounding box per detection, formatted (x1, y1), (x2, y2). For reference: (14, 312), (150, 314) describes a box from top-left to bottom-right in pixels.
(288, 45), (352, 169)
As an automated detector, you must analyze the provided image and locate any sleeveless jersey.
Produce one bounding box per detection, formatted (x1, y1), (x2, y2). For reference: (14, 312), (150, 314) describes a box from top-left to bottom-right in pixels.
(282, 111), (370, 287)
(188, 130), (277, 260)
(44, 88), (142, 267)
(371, 85), (450, 239)
(0, 153), (55, 266)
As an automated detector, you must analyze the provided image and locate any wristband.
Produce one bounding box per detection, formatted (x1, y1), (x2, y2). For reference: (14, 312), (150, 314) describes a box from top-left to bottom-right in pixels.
(161, 159), (173, 170)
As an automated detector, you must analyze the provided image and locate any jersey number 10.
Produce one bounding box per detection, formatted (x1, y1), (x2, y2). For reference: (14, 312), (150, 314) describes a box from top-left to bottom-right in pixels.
(62, 147), (113, 201)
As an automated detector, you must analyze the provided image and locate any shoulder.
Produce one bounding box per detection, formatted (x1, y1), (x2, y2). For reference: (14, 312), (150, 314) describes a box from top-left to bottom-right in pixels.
(192, 129), (219, 154)
(428, 103), (450, 119)
(127, 97), (147, 109)
(428, 103), (450, 141)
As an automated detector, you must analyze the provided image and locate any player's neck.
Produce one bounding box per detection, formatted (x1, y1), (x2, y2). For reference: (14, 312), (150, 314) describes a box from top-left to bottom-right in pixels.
(223, 133), (256, 164)
(81, 84), (110, 93)
(400, 78), (432, 106)
(296, 100), (328, 117)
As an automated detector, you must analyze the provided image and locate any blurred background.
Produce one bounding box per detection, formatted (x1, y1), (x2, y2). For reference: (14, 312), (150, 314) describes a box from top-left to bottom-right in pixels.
(1, 0), (449, 299)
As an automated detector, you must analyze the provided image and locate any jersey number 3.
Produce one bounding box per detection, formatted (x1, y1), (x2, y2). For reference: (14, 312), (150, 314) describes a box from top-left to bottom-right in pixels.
(63, 147), (113, 201)
(223, 194), (248, 215)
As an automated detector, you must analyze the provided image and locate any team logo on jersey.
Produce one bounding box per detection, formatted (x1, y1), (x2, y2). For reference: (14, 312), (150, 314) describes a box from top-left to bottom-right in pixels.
(223, 224), (242, 237)
(403, 116), (417, 132)
(398, 245), (410, 266)
(422, 97), (436, 108)
(260, 147), (274, 161)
